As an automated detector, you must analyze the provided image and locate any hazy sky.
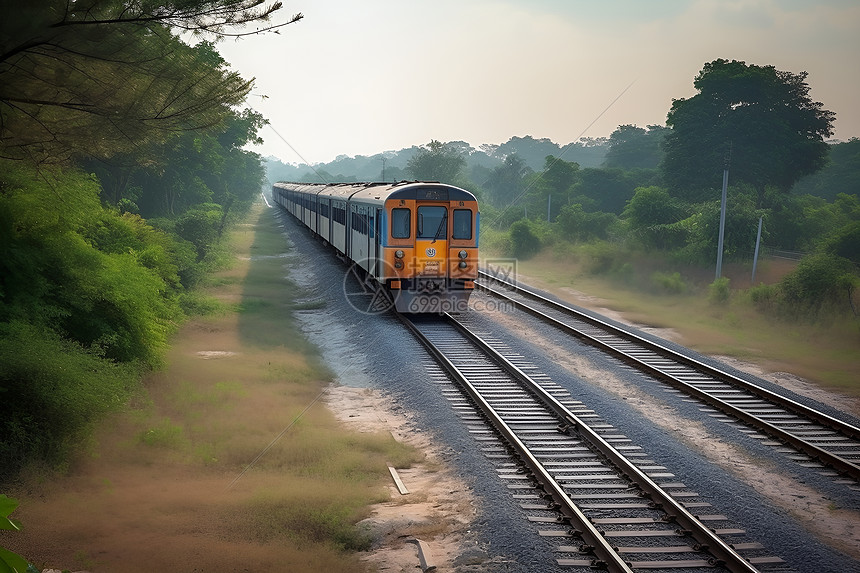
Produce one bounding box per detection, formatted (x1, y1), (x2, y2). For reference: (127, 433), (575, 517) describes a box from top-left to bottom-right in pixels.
(216, 0), (860, 165)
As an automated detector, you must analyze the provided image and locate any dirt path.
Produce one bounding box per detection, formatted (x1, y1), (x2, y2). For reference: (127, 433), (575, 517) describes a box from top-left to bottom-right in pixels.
(325, 385), (483, 572)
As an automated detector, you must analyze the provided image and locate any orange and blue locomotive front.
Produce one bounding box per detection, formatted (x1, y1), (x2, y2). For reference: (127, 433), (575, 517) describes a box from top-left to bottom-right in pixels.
(379, 185), (479, 312)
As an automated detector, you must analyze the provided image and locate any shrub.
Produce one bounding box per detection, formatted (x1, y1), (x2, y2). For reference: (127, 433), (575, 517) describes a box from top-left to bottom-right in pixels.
(777, 253), (857, 319)
(578, 241), (624, 275)
(0, 322), (137, 477)
(650, 271), (687, 294)
(509, 219), (542, 259)
(556, 204), (618, 242)
(709, 277), (731, 305)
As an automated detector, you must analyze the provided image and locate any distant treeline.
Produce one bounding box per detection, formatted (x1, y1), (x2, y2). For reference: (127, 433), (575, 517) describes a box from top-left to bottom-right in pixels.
(267, 130), (858, 258)
(266, 61), (858, 323)
(266, 135), (613, 184)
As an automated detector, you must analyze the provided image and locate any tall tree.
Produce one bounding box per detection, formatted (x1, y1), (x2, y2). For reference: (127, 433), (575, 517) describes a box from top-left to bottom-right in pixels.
(406, 140), (466, 183)
(0, 0), (300, 163)
(662, 59), (835, 206)
(603, 124), (667, 170)
(484, 154), (532, 208)
(496, 136), (561, 171)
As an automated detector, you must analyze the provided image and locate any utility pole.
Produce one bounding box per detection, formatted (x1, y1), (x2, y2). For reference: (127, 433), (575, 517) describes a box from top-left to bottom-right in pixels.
(751, 217), (763, 284)
(715, 144), (731, 280)
(547, 194), (552, 222)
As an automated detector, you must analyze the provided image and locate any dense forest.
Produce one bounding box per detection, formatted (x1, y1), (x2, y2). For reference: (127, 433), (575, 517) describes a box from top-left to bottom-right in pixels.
(0, 1), (304, 491)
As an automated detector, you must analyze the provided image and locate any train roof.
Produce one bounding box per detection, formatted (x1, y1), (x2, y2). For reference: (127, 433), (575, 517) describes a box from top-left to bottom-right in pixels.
(272, 181), (477, 203)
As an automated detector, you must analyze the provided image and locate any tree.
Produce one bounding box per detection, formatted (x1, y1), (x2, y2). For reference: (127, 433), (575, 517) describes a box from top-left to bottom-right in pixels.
(496, 136), (561, 171)
(662, 59), (835, 206)
(823, 220), (860, 265)
(484, 154), (532, 208)
(405, 140), (466, 183)
(0, 1), (301, 163)
(603, 124), (667, 170)
(571, 167), (643, 214)
(524, 155), (579, 221)
(674, 194), (767, 264)
(792, 138), (860, 202)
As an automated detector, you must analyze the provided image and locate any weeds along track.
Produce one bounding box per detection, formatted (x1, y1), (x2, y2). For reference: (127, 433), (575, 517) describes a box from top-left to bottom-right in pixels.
(400, 313), (787, 572)
(476, 270), (860, 489)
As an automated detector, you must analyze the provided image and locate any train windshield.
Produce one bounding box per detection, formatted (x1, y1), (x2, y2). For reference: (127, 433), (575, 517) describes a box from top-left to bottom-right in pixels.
(391, 208), (410, 238)
(453, 209), (472, 240)
(417, 206), (447, 239)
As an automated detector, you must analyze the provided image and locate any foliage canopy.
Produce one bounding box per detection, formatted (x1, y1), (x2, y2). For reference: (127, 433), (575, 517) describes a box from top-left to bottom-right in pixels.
(406, 140), (467, 184)
(0, 0), (299, 163)
(662, 59), (835, 205)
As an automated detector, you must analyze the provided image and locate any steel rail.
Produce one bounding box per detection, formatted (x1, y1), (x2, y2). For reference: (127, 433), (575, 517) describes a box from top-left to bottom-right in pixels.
(401, 313), (765, 573)
(397, 313), (635, 572)
(476, 271), (860, 482)
(445, 314), (762, 573)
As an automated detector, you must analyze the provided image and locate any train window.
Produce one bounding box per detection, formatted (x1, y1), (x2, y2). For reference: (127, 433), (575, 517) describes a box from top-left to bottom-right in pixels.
(453, 209), (472, 240)
(352, 212), (368, 235)
(417, 206), (447, 239)
(391, 208), (410, 238)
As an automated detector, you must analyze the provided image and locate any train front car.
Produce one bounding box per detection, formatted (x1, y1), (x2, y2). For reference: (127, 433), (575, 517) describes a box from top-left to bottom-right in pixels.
(381, 183), (479, 313)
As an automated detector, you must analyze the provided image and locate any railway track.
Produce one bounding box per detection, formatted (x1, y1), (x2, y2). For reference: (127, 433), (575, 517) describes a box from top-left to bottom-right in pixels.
(400, 313), (787, 572)
(476, 270), (860, 488)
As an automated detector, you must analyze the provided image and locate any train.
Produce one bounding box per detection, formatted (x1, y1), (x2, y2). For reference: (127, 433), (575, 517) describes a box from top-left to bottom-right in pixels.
(272, 181), (480, 313)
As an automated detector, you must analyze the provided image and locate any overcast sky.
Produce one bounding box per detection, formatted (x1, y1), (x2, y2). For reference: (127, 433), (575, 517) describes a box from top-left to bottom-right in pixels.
(215, 0), (860, 165)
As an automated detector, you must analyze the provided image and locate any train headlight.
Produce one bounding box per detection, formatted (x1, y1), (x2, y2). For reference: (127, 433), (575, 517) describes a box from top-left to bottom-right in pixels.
(459, 261), (467, 269)
(458, 250), (468, 259)
(395, 250), (405, 259)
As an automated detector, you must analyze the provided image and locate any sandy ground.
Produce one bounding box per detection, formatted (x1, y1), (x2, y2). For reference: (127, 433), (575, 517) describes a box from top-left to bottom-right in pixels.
(324, 385), (484, 572)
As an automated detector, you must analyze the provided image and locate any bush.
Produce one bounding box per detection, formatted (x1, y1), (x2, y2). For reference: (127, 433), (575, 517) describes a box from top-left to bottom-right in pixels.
(748, 283), (778, 313)
(0, 322), (137, 477)
(509, 219), (542, 259)
(709, 277), (731, 305)
(779, 253), (857, 318)
(581, 241), (627, 275)
(556, 204), (618, 242)
(747, 254), (859, 321)
(0, 163), (183, 365)
(651, 271), (687, 294)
